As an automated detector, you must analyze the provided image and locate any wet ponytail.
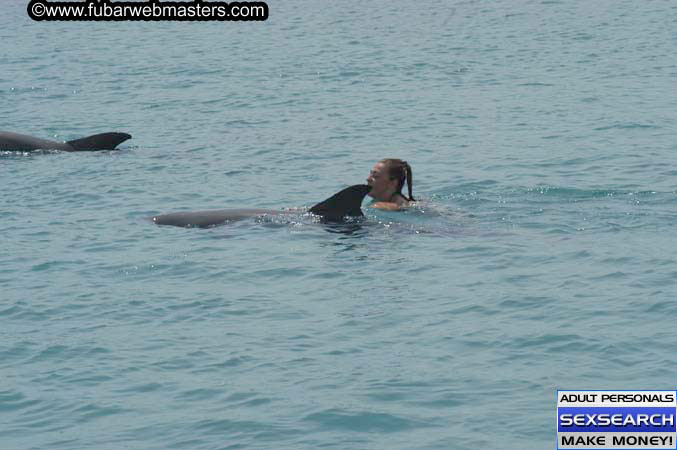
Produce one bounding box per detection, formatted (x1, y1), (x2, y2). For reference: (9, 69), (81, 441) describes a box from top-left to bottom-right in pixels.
(403, 161), (415, 202)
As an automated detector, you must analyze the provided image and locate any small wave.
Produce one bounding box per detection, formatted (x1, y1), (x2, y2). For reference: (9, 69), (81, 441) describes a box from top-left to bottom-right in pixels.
(303, 408), (431, 432)
(594, 123), (660, 131)
(517, 82), (554, 87)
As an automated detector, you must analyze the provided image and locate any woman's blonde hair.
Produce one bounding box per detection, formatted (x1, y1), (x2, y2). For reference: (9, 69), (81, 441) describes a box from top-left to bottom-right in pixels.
(380, 158), (415, 201)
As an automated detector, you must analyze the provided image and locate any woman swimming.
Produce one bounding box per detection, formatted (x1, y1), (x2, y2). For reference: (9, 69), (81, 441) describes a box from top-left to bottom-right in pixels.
(366, 158), (415, 210)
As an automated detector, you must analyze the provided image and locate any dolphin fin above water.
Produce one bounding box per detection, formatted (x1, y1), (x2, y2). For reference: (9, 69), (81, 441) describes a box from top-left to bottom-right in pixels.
(152, 184), (372, 228)
(0, 131), (132, 152)
(65, 132), (132, 151)
(308, 184), (371, 221)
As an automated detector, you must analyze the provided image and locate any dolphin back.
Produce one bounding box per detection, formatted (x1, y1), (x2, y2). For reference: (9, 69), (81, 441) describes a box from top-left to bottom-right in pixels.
(0, 131), (70, 151)
(0, 131), (131, 152)
(152, 209), (278, 228)
(152, 185), (371, 228)
(66, 132), (132, 151)
(309, 184), (371, 221)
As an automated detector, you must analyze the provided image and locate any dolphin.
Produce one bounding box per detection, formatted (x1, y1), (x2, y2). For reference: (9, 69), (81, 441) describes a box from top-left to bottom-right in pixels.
(152, 184), (372, 228)
(0, 131), (132, 152)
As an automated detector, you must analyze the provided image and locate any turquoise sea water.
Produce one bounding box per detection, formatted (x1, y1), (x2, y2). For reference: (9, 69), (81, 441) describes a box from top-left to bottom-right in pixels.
(2, 0), (676, 448)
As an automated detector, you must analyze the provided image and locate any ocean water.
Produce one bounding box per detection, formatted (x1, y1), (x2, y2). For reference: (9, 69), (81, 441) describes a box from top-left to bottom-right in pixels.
(2, 0), (676, 448)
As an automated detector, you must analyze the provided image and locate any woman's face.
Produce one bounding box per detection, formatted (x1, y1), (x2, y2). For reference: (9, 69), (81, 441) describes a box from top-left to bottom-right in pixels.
(366, 162), (396, 200)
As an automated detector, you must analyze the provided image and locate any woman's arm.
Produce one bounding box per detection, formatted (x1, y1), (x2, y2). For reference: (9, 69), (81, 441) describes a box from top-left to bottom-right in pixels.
(370, 202), (403, 211)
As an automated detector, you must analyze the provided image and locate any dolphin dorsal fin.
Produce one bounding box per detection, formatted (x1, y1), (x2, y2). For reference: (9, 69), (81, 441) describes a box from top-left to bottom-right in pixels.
(309, 185), (372, 221)
(66, 132), (132, 151)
